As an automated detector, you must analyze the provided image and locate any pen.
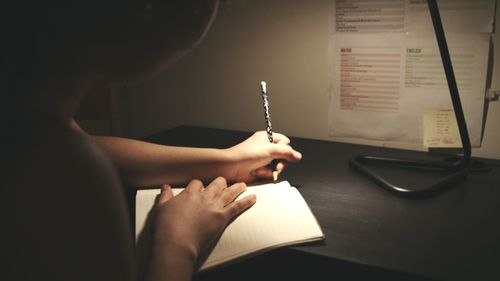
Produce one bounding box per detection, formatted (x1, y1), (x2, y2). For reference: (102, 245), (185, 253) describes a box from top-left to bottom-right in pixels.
(260, 81), (279, 181)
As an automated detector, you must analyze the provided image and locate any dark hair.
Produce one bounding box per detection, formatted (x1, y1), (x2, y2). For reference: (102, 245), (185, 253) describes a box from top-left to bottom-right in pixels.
(0, 1), (131, 108)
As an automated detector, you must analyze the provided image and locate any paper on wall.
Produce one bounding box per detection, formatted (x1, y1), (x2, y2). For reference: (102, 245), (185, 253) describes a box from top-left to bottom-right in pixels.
(329, 0), (494, 147)
(404, 0), (496, 33)
(328, 32), (489, 146)
(333, 0), (496, 34)
(423, 108), (462, 147)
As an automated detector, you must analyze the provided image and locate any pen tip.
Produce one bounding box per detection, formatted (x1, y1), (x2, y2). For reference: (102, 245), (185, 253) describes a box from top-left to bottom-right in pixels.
(272, 171), (279, 182)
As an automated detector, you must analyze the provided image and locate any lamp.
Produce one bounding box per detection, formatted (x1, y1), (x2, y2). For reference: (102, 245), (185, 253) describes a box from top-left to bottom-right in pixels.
(349, 0), (490, 199)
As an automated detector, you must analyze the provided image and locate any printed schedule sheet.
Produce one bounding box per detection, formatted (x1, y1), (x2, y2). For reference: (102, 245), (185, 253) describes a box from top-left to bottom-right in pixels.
(329, 0), (495, 147)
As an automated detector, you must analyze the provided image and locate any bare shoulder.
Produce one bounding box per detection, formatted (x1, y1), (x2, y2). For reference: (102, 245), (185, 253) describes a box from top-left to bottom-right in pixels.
(3, 118), (135, 281)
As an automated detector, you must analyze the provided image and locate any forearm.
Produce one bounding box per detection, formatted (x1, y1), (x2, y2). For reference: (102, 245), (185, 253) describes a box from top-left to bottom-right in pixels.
(92, 135), (233, 187)
(73, 120), (301, 187)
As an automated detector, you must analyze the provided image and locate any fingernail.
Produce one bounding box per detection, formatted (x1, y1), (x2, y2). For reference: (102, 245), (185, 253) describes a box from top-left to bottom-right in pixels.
(277, 162), (284, 170)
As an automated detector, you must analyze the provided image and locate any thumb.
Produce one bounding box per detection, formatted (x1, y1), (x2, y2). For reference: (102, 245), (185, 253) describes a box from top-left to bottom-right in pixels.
(157, 184), (174, 205)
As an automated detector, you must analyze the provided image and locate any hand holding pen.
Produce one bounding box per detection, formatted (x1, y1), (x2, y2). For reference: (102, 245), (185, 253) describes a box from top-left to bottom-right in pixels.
(218, 81), (301, 183)
(224, 130), (302, 183)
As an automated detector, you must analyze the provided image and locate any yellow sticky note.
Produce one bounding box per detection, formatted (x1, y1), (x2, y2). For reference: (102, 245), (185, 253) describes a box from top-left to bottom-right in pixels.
(423, 108), (462, 148)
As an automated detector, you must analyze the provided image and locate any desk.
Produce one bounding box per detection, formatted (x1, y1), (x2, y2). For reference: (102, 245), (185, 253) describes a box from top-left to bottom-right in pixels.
(142, 126), (500, 281)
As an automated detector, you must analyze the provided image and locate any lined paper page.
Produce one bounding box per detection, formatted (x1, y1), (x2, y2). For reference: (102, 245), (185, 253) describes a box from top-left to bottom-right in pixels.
(135, 181), (324, 271)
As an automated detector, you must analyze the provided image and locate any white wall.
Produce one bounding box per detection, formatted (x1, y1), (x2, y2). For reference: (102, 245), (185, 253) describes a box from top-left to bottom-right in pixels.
(122, 0), (500, 160)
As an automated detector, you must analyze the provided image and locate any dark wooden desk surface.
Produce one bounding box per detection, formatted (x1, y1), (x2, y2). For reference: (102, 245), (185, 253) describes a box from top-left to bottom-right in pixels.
(142, 126), (500, 281)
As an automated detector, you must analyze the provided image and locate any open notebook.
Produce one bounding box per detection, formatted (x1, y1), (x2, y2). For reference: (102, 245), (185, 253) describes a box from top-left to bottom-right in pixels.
(135, 181), (325, 271)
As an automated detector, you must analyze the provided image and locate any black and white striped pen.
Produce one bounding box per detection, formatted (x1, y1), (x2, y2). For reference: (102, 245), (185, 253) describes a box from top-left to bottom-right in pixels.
(260, 81), (279, 181)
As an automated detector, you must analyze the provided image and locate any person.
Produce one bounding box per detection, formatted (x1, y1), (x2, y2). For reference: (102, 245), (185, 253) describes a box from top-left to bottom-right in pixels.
(1, 1), (302, 281)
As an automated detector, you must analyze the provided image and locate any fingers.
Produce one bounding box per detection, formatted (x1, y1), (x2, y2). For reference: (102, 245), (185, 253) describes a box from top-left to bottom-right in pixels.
(253, 161), (286, 179)
(260, 131), (301, 161)
(226, 194), (257, 218)
(157, 184), (174, 205)
(181, 179), (255, 222)
(255, 131), (290, 145)
(206, 179), (248, 208)
(253, 167), (274, 178)
(205, 179), (254, 218)
(253, 167), (271, 178)
(185, 179), (205, 193)
(271, 132), (290, 145)
(205, 176), (228, 197)
(270, 144), (302, 163)
(220, 182), (247, 206)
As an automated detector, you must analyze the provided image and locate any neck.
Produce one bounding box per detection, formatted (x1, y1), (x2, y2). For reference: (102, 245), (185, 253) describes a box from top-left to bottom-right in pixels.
(19, 56), (100, 124)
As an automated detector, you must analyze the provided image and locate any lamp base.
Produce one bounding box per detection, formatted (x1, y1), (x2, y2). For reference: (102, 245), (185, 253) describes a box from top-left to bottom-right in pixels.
(349, 154), (471, 199)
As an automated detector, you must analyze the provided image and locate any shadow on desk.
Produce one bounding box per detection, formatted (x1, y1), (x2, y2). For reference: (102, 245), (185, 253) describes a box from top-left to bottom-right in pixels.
(193, 248), (435, 281)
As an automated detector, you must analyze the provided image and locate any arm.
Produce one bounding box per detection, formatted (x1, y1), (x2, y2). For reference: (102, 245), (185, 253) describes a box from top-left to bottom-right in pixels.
(91, 135), (232, 187)
(72, 120), (302, 187)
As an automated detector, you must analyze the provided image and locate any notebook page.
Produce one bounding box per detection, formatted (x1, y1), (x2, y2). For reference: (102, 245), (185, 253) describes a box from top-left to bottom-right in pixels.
(135, 181), (324, 271)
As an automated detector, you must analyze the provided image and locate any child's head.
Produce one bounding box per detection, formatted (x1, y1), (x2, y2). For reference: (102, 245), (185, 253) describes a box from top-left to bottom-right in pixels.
(1, 0), (219, 89)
